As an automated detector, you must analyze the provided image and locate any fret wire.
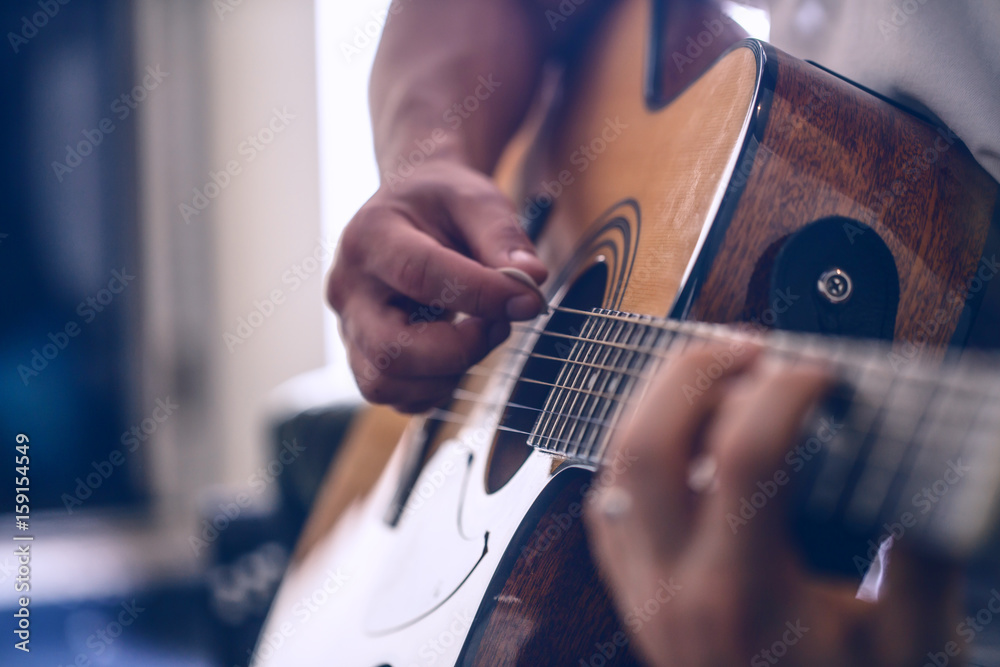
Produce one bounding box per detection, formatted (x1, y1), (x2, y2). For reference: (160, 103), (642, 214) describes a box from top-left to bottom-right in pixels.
(559, 313), (614, 459)
(531, 306), (998, 382)
(847, 375), (939, 526)
(535, 314), (601, 455)
(558, 314), (612, 458)
(544, 307), (883, 371)
(594, 312), (683, 464)
(508, 322), (997, 404)
(594, 318), (674, 464)
(581, 317), (633, 461)
(934, 390), (1000, 536)
(893, 382), (982, 529)
(570, 316), (627, 460)
(839, 369), (902, 530)
(440, 307), (1000, 545)
(509, 325), (893, 387)
(806, 359), (890, 519)
(542, 314), (591, 457)
(492, 371), (627, 403)
(523, 307), (766, 350)
(566, 318), (622, 458)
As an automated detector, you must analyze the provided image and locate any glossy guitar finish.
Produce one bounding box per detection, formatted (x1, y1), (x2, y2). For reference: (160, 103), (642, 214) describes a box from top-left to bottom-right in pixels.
(257, 0), (1000, 664)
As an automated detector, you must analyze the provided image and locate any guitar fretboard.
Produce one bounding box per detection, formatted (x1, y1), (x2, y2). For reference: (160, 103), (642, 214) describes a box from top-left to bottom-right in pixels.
(525, 308), (1000, 562)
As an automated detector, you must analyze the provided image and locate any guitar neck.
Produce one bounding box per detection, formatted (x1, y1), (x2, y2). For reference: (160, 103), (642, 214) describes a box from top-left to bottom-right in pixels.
(525, 308), (1000, 565)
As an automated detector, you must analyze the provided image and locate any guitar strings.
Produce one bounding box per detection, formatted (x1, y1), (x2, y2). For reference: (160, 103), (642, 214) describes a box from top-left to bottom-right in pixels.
(503, 349), (649, 380)
(459, 316), (874, 423)
(399, 303), (1000, 459)
(393, 308), (1000, 524)
(449, 387), (617, 428)
(463, 352), (994, 433)
(515, 305), (978, 379)
(428, 388), (998, 462)
(513, 305), (868, 365)
(494, 305), (996, 397)
(462, 366), (631, 403)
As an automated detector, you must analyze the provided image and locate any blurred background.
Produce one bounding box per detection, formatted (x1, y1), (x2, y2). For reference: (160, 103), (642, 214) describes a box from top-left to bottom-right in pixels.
(0, 0), (382, 663)
(0, 0), (767, 664)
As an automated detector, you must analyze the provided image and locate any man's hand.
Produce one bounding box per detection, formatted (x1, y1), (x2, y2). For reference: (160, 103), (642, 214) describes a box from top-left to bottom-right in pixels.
(327, 160), (548, 413)
(586, 346), (961, 666)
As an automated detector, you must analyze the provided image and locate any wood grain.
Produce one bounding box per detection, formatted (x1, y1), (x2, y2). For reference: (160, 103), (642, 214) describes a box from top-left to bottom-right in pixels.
(687, 49), (999, 350)
(523, 0), (759, 317)
(461, 471), (642, 666)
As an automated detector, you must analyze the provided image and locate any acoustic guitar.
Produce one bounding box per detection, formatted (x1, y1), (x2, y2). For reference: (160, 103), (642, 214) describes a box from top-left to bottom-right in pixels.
(256, 0), (1000, 664)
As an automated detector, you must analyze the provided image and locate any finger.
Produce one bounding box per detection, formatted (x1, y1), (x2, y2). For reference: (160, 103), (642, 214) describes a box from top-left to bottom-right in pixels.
(588, 343), (762, 556)
(364, 220), (546, 321)
(341, 294), (507, 379)
(698, 361), (834, 571)
(436, 181), (548, 285)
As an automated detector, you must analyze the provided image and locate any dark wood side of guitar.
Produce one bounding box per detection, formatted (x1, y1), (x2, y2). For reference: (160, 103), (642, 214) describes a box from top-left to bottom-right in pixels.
(461, 470), (643, 666)
(685, 46), (1000, 348)
(458, 41), (1000, 667)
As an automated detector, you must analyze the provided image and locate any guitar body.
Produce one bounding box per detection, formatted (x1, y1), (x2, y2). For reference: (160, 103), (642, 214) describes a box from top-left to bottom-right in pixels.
(258, 1), (999, 665)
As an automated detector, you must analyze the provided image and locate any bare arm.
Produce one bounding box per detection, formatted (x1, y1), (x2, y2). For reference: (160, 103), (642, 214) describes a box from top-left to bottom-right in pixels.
(327, 0), (747, 412)
(327, 0), (615, 412)
(369, 0), (599, 174)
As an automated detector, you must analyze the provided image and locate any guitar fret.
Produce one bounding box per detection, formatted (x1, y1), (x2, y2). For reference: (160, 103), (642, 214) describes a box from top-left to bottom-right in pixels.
(532, 316), (599, 453)
(515, 305), (1000, 560)
(560, 314), (614, 459)
(844, 373), (939, 526)
(594, 316), (670, 465)
(927, 382), (1000, 549)
(904, 385), (978, 540)
(584, 319), (640, 462)
(806, 362), (895, 522)
(573, 318), (628, 460)
(587, 318), (645, 464)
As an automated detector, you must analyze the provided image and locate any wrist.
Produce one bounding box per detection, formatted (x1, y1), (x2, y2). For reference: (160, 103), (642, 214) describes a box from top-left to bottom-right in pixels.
(376, 129), (474, 185)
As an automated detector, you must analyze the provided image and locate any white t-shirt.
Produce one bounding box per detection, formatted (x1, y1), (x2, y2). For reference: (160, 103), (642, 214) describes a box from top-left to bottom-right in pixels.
(761, 0), (1000, 182)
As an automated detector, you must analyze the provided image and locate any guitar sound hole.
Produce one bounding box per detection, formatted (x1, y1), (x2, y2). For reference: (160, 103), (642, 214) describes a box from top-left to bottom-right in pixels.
(486, 261), (609, 492)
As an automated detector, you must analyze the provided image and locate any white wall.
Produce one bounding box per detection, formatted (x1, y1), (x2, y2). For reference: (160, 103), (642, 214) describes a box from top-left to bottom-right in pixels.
(136, 0), (328, 506)
(314, 0), (389, 392)
(204, 0), (327, 490)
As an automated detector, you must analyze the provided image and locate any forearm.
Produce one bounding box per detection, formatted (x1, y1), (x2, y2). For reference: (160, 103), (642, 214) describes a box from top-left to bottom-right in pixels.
(369, 0), (610, 178)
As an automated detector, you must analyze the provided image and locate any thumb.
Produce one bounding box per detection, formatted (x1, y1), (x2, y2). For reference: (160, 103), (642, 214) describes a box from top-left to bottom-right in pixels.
(439, 176), (548, 285)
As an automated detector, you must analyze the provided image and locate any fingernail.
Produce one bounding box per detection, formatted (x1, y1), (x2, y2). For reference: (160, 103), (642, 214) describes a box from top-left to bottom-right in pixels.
(506, 294), (541, 320)
(509, 249), (539, 266)
(488, 322), (510, 348)
(595, 486), (633, 521)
